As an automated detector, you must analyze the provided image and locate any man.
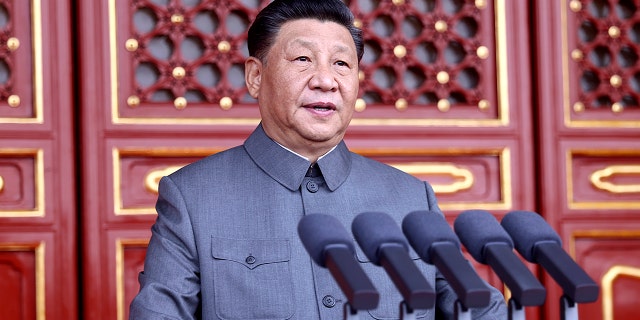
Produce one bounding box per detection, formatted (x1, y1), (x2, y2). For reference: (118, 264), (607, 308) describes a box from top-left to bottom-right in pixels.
(130, 0), (508, 319)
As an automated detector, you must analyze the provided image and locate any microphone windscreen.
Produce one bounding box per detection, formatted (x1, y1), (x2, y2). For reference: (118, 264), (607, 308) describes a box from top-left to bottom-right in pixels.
(298, 213), (355, 267)
(454, 210), (514, 264)
(402, 210), (460, 264)
(500, 210), (562, 262)
(351, 212), (409, 265)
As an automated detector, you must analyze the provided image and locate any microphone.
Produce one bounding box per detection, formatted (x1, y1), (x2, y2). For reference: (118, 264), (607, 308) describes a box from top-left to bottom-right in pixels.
(402, 210), (491, 309)
(501, 210), (599, 303)
(454, 209), (546, 306)
(297, 213), (379, 310)
(351, 211), (436, 310)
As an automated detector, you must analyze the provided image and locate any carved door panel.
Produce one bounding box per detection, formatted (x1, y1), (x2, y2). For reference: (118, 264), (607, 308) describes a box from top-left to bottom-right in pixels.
(0, 0), (76, 319)
(534, 1), (640, 319)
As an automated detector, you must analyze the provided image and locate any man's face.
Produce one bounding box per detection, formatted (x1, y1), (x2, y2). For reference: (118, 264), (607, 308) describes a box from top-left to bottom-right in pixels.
(245, 19), (359, 157)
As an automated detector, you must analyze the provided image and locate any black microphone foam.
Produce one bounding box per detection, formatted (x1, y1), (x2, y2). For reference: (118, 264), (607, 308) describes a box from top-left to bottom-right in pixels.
(352, 211), (436, 310)
(402, 210), (491, 309)
(455, 209), (546, 306)
(351, 211), (409, 264)
(298, 213), (380, 310)
(401, 210), (461, 264)
(500, 210), (562, 262)
(297, 213), (355, 267)
(454, 209), (514, 264)
(501, 210), (599, 303)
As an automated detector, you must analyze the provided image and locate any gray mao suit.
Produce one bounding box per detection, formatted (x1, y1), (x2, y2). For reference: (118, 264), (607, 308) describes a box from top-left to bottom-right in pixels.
(130, 124), (507, 319)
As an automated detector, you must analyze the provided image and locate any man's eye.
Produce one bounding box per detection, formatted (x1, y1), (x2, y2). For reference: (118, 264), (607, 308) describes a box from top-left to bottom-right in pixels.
(335, 60), (349, 67)
(295, 56), (310, 62)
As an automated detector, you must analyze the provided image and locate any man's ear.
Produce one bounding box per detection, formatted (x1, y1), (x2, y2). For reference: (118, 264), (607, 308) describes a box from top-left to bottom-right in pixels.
(245, 57), (262, 98)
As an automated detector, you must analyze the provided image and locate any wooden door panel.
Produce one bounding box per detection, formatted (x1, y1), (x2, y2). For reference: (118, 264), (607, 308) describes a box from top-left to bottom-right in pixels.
(0, 243), (39, 320)
(0, 0), (75, 319)
(564, 141), (640, 211)
(111, 230), (150, 320)
(0, 148), (41, 216)
(535, 1), (640, 319)
(565, 221), (640, 320)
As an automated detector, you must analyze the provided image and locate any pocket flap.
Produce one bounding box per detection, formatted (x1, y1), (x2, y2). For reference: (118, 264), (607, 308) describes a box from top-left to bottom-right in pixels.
(211, 237), (290, 270)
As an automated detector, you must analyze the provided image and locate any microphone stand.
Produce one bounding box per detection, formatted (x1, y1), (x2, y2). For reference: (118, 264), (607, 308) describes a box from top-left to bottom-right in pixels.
(508, 298), (525, 320)
(454, 300), (471, 320)
(560, 295), (578, 320)
(344, 303), (361, 320)
(399, 301), (417, 320)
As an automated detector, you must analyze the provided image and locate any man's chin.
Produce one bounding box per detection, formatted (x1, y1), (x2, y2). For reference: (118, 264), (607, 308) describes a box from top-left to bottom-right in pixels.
(303, 128), (345, 143)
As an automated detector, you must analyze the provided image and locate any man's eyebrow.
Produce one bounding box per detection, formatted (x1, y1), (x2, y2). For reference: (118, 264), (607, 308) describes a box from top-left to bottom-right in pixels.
(290, 38), (317, 50)
(290, 39), (353, 54)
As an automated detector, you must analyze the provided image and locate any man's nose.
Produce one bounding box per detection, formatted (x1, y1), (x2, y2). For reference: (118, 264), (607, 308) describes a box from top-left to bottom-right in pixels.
(309, 65), (338, 91)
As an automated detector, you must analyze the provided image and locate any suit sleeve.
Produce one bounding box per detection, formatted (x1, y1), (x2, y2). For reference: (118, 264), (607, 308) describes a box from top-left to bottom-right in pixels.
(423, 181), (509, 319)
(129, 176), (201, 319)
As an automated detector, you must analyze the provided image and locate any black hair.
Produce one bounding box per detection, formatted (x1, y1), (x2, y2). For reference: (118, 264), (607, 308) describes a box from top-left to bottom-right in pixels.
(247, 0), (364, 62)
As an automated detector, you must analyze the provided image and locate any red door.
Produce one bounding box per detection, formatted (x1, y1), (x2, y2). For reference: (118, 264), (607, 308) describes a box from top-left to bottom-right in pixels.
(0, 0), (76, 319)
(1, 0), (639, 319)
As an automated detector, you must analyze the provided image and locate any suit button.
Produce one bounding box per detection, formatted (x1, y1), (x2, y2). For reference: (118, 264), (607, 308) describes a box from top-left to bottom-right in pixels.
(306, 181), (319, 193)
(322, 295), (336, 308)
(245, 255), (256, 265)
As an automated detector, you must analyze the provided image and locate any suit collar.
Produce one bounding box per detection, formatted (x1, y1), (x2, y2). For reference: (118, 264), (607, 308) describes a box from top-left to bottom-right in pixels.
(244, 124), (350, 191)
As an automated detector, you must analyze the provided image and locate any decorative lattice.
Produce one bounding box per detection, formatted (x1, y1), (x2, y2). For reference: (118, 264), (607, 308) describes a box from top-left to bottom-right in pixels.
(569, 0), (640, 114)
(124, 0), (260, 111)
(0, 1), (20, 110)
(351, 0), (494, 113)
(120, 0), (497, 118)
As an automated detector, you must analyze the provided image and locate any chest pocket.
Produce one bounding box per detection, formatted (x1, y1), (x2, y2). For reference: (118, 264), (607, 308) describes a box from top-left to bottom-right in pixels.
(211, 237), (294, 320)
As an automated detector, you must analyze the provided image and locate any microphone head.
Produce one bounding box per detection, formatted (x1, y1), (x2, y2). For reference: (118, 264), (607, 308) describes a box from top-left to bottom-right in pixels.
(454, 209), (514, 264)
(297, 213), (355, 267)
(500, 210), (562, 262)
(351, 211), (409, 266)
(402, 210), (460, 264)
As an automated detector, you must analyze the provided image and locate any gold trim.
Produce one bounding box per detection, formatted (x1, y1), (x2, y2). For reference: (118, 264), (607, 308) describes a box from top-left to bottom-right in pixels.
(172, 66), (186, 79)
(0, 0), (43, 124)
(219, 97), (233, 110)
(566, 150), (640, 209)
(569, 230), (640, 320)
(570, 229), (640, 257)
(7, 37), (20, 51)
(109, 0), (510, 127)
(8, 94), (21, 107)
(355, 147), (512, 211)
(144, 165), (183, 194)
(0, 242), (46, 320)
(602, 265), (640, 320)
(436, 71), (450, 84)
(170, 13), (184, 24)
(393, 45), (407, 59)
(125, 38), (138, 52)
(0, 148), (45, 217)
(435, 20), (448, 33)
(562, 0), (640, 128)
(116, 238), (149, 320)
(476, 46), (489, 59)
(395, 98), (408, 111)
(0, 175), (4, 192)
(113, 147), (220, 215)
(590, 165), (640, 193)
(391, 162), (474, 193)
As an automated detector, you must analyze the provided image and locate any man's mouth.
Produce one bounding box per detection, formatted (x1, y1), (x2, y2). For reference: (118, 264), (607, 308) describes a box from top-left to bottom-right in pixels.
(305, 103), (336, 112)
